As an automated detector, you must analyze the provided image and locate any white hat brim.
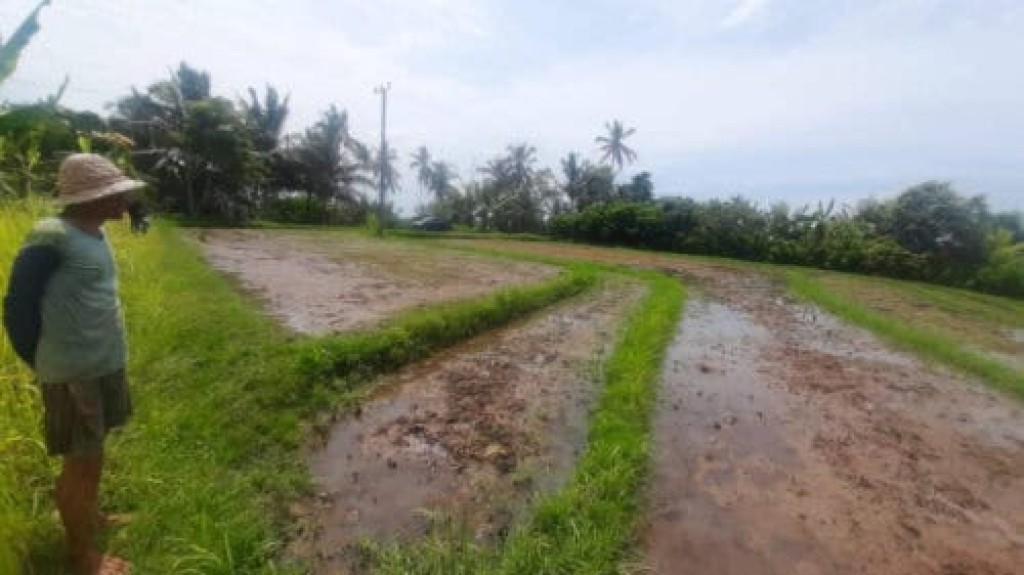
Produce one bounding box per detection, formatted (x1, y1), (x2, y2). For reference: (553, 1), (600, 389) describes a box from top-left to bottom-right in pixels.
(58, 178), (146, 206)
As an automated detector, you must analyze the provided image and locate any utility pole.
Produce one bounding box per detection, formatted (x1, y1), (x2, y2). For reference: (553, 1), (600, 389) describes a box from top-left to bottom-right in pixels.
(374, 82), (391, 237)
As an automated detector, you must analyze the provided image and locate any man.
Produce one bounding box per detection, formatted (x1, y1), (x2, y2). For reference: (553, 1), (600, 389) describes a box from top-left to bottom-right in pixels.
(4, 153), (143, 575)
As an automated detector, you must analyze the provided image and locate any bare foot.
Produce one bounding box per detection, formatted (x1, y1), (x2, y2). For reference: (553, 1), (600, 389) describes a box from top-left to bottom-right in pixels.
(70, 551), (131, 575)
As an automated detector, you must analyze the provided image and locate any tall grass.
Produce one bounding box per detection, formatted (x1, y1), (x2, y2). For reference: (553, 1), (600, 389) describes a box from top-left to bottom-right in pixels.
(788, 270), (1024, 398)
(0, 200), (55, 574)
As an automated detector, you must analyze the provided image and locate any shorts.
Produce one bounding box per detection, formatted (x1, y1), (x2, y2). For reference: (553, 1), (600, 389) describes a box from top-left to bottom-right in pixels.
(41, 370), (132, 457)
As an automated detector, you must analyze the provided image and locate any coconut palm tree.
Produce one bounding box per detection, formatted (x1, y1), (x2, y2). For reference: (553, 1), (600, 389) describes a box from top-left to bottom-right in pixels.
(428, 160), (457, 203)
(409, 145), (433, 198)
(369, 145), (401, 195)
(595, 119), (637, 172)
(240, 85), (290, 153)
(560, 152), (586, 211)
(296, 105), (371, 216)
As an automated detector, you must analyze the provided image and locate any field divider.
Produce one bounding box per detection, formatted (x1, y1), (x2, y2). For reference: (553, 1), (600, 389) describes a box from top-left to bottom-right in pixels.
(787, 269), (1024, 398)
(294, 263), (597, 383)
(369, 242), (687, 574)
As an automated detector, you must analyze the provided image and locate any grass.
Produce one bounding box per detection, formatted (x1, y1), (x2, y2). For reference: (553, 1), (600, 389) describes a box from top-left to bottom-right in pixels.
(810, 271), (1023, 356)
(0, 202), (598, 574)
(0, 199), (54, 575)
(369, 264), (686, 574)
(788, 269), (1024, 399)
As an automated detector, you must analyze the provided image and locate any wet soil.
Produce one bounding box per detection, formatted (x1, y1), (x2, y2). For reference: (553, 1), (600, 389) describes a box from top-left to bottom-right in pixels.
(287, 279), (644, 574)
(193, 229), (558, 334)
(446, 241), (1024, 575)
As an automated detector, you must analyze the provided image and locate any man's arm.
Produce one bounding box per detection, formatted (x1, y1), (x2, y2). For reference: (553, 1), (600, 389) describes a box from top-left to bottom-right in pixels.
(3, 244), (61, 367)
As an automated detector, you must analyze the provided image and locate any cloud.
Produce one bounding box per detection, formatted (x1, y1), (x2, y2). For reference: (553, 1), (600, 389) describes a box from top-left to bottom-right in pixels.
(720, 0), (771, 29)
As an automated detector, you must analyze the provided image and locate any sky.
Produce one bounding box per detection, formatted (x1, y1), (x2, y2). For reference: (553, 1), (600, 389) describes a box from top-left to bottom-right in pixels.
(2, 0), (1022, 214)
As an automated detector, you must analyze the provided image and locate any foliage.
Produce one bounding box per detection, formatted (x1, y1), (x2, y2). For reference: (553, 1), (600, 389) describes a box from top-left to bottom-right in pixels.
(893, 181), (990, 280)
(975, 230), (1024, 298)
(0, 1), (50, 86)
(595, 119), (637, 172)
(262, 196), (364, 226)
(409, 145), (433, 198)
(552, 183), (1022, 298)
(294, 105), (370, 217)
(0, 199), (52, 574)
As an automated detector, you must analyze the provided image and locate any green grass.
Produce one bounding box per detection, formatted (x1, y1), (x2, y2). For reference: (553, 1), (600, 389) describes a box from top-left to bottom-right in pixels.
(788, 269), (1024, 399)
(0, 200), (53, 575)
(0, 203), (598, 574)
(370, 267), (686, 574)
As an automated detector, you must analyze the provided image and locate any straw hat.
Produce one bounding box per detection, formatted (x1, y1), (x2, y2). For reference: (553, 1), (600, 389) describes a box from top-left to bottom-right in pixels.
(56, 153), (145, 205)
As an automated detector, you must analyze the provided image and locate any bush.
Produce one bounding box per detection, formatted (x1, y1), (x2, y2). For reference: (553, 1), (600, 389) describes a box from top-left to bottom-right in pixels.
(974, 231), (1024, 298)
(262, 196), (365, 225)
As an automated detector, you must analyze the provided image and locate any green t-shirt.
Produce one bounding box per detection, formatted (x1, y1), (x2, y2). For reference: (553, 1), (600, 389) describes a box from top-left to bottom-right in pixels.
(28, 218), (127, 384)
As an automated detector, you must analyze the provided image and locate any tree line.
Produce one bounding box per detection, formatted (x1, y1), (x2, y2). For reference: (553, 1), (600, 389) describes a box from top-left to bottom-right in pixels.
(1, 2), (1021, 296)
(549, 186), (1023, 297)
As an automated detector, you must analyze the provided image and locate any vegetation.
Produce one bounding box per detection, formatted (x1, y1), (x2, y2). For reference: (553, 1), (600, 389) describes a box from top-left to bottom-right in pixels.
(788, 270), (1023, 398)
(0, 201), (598, 573)
(0, 1), (50, 86)
(550, 189), (1024, 297)
(371, 266), (685, 575)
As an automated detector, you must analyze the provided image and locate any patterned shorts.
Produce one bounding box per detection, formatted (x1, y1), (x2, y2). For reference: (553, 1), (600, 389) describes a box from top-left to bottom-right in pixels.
(41, 370), (132, 457)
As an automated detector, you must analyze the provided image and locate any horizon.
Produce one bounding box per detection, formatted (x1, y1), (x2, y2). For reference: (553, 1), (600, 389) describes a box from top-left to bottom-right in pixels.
(2, 0), (1022, 214)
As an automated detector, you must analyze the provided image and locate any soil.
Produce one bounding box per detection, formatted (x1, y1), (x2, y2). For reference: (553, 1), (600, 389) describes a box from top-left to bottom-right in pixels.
(192, 229), (558, 334)
(197, 232), (1023, 573)
(286, 279), (644, 574)
(450, 241), (1024, 575)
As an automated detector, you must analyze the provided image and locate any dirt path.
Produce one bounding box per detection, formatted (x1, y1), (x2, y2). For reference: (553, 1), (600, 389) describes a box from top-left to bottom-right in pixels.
(448, 241), (1024, 574)
(193, 230), (557, 334)
(287, 279), (644, 574)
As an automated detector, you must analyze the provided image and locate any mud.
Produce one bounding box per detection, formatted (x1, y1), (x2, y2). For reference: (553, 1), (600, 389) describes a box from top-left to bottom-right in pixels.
(446, 241), (1024, 575)
(647, 268), (1024, 575)
(287, 279), (644, 574)
(193, 229), (557, 334)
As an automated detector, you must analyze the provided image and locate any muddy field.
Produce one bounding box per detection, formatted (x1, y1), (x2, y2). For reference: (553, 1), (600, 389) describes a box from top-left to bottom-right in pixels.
(287, 279), (644, 573)
(452, 240), (1024, 575)
(202, 232), (1022, 574)
(193, 229), (558, 334)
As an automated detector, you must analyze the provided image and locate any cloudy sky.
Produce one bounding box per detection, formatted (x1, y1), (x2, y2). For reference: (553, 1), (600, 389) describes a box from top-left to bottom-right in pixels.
(2, 0), (1022, 213)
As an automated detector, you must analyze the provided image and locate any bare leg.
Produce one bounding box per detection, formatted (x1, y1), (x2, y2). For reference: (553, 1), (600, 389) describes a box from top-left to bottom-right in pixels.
(56, 454), (130, 574)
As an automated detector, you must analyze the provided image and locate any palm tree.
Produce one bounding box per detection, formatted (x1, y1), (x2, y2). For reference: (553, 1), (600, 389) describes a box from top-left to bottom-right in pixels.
(428, 160), (457, 203)
(595, 119), (637, 172)
(110, 62), (221, 217)
(370, 145), (401, 195)
(506, 143), (537, 189)
(296, 105), (371, 217)
(409, 145), (432, 197)
(560, 152), (586, 211)
(240, 85), (290, 153)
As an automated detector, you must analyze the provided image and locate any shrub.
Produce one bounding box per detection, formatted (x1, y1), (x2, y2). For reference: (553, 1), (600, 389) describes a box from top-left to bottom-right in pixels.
(974, 231), (1024, 298)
